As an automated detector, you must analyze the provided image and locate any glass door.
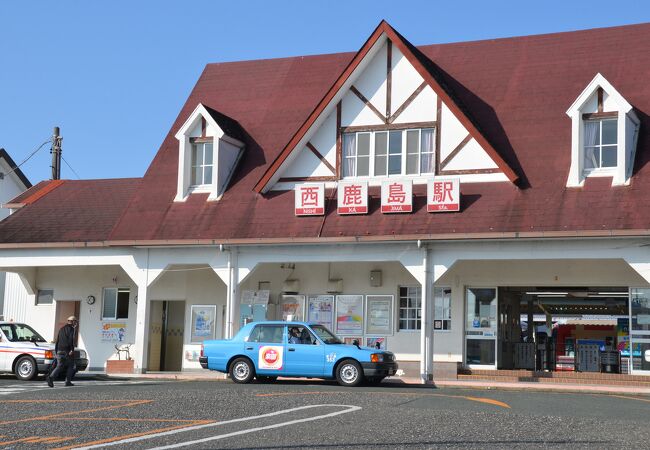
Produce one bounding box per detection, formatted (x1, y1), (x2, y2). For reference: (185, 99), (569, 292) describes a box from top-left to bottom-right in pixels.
(629, 288), (650, 374)
(465, 287), (498, 368)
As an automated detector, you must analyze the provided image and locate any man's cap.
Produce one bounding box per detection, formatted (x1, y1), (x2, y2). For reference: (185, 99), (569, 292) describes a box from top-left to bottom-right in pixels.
(67, 315), (77, 321)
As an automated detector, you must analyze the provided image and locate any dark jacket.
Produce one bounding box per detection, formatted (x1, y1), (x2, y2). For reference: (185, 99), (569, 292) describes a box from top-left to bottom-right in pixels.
(55, 323), (76, 354)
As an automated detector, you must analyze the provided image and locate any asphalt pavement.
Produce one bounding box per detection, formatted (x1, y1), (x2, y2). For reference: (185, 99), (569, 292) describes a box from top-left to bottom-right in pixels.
(0, 375), (649, 449)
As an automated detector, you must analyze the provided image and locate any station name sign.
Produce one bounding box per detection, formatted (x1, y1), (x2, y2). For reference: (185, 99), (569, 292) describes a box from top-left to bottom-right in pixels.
(294, 177), (461, 216)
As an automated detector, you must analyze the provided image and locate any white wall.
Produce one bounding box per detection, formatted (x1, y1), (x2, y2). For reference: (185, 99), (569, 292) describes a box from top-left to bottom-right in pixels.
(240, 261), (422, 360)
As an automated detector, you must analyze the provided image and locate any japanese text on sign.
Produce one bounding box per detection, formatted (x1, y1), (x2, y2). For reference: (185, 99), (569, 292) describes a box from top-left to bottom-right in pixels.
(337, 181), (368, 214)
(295, 183), (325, 215)
(381, 180), (412, 213)
(427, 178), (460, 212)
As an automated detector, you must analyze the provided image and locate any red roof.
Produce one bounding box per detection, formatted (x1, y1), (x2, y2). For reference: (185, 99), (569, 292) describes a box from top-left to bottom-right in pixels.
(2, 23), (650, 245)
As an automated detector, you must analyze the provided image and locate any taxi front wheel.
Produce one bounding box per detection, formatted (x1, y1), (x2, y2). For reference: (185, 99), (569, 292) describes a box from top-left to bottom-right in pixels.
(336, 360), (362, 387)
(15, 356), (37, 381)
(229, 357), (255, 384)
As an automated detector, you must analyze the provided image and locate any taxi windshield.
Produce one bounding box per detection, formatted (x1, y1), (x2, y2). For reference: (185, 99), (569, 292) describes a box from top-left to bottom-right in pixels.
(309, 324), (342, 344)
(0, 323), (46, 343)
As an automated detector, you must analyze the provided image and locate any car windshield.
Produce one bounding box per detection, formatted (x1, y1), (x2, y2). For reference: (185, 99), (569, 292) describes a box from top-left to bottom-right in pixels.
(309, 324), (342, 344)
(0, 323), (46, 343)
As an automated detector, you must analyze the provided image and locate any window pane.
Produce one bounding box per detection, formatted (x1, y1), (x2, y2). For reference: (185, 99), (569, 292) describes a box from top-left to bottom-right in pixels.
(602, 146), (617, 168)
(357, 156), (369, 176)
(342, 133), (356, 157)
(103, 288), (117, 319)
(406, 130), (419, 154)
(375, 155), (387, 176)
(389, 131), (402, 154)
(261, 325), (284, 344)
(116, 290), (130, 319)
(204, 166), (213, 184)
(375, 132), (387, 155)
(388, 155), (401, 175)
(357, 133), (370, 156)
(584, 147), (599, 170)
(406, 154), (419, 175)
(602, 119), (617, 145)
(192, 166), (202, 185)
(191, 144), (199, 168)
(584, 121), (600, 145)
(203, 143), (213, 164)
(36, 289), (54, 305)
(421, 128), (434, 152)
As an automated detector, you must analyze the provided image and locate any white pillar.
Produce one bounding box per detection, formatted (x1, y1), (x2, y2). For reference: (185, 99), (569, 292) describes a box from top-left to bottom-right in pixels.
(132, 250), (151, 374)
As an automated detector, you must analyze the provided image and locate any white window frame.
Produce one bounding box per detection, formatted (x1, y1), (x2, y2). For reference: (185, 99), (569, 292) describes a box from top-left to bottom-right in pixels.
(398, 286), (421, 331)
(582, 117), (618, 175)
(190, 140), (214, 188)
(434, 286), (452, 331)
(101, 287), (130, 320)
(342, 127), (436, 179)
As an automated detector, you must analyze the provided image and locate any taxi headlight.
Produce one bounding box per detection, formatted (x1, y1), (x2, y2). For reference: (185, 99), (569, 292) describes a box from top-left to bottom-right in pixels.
(370, 353), (384, 363)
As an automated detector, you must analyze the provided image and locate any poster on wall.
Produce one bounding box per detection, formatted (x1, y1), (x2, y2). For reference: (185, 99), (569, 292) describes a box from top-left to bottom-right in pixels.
(343, 337), (362, 345)
(101, 322), (127, 342)
(336, 295), (364, 334)
(366, 337), (387, 350)
(280, 295), (305, 321)
(365, 295), (394, 335)
(191, 305), (216, 343)
(307, 295), (334, 328)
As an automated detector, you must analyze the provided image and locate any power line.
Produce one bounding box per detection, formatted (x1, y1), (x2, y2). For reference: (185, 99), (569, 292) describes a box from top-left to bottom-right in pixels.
(61, 155), (81, 179)
(3, 139), (51, 178)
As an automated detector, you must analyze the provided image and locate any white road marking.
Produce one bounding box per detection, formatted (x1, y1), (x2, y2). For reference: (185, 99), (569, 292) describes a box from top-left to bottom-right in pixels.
(72, 404), (361, 450)
(0, 380), (152, 396)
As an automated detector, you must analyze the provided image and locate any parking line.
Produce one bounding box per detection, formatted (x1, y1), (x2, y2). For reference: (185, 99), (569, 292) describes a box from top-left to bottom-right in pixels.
(66, 404), (361, 450)
(255, 391), (511, 409)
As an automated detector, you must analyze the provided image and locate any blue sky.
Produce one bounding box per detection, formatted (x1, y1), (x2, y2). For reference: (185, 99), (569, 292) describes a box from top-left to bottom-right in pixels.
(1, 1), (648, 184)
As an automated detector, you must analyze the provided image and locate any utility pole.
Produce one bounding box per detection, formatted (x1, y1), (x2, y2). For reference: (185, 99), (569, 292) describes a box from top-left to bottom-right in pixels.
(51, 126), (62, 180)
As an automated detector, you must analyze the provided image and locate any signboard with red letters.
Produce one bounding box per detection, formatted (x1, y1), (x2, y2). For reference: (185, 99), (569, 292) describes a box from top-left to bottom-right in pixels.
(427, 178), (460, 212)
(294, 183), (325, 216)
(380, 179), (412, 213)
(337, 181), (368, 215)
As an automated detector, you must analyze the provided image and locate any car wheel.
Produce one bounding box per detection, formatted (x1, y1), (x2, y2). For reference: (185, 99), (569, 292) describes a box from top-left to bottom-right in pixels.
(229, 358), (255, 384)
(15, 356), (37, 381)
(336, 360), (362, 387)
(256, 376), (277, 383)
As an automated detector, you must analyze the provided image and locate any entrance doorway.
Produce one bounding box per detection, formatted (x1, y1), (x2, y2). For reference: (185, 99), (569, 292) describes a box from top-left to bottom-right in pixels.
(54, 300), (80, 345)
(465, 288), (498, 368)
(148, 300), (185, 371)
(496, 287), (629, 373)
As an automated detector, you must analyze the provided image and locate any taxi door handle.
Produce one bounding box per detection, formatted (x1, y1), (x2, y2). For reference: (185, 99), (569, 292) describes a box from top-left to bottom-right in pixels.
(245, 346), (253, 350)
(288, 348), (296, 352)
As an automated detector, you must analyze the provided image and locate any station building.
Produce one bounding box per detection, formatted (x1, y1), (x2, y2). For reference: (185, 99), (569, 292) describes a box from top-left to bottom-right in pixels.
(1, 21), (650, 380)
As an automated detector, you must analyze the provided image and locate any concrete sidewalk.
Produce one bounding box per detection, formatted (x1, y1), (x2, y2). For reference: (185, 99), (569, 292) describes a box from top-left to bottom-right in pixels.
(85, 370), (650, 395)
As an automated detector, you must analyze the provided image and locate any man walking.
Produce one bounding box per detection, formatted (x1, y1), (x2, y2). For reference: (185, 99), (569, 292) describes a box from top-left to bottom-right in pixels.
(47, 316), (77, 387)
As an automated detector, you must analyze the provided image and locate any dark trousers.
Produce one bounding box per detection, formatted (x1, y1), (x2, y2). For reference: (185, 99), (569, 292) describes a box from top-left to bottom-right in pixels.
(49, 351), (75, 383)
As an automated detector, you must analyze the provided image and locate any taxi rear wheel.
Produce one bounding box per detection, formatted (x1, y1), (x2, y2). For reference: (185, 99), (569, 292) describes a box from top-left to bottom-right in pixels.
(229, 357), (255, 384)
(15, 356), (37, 381)
(336, 359), (362, 387)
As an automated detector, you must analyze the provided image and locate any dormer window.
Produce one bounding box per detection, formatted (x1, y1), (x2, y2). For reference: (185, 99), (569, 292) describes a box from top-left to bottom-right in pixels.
(583, 117), (617, 172)
(190, 140), (214, 187)
(566, 74), (640, 187)
(342, 127), (435, 178)
(174, 104), (245, 201)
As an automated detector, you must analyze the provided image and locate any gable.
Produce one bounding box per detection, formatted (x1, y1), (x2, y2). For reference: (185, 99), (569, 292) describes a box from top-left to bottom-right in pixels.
(259, 21), (517, 192)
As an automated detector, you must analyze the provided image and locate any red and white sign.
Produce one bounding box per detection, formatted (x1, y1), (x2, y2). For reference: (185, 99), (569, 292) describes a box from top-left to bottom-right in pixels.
(258, 345), (284, 370)
(295, 183), (325, 216)
(381, 180), (412, 213)
(427, 178), (460, 212)
(337, 181), (368, 215)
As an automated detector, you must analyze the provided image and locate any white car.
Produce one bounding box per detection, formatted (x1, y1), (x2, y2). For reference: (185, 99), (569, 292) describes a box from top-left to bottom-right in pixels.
(0, 322), (88, 381)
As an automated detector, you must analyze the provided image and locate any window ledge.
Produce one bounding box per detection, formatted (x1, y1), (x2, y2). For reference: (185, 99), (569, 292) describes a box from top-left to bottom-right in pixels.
(582, 168), (617, 177)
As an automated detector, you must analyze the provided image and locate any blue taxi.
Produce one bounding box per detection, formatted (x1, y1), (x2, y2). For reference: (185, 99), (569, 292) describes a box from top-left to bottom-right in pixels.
(199, 321), (397, 386)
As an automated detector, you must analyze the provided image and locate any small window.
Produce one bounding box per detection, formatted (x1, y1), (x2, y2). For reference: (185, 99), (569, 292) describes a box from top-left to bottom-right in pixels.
(102, 287), (130, 320)
(287, 325), (317, 345)
(248, 324), (284, 344)
(190, 142), (214, 186)
(36, 289), (54, 305)
(584, 119), (617, 171)
(434, 287), (452, 330)
(399, 286), (421, 331)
